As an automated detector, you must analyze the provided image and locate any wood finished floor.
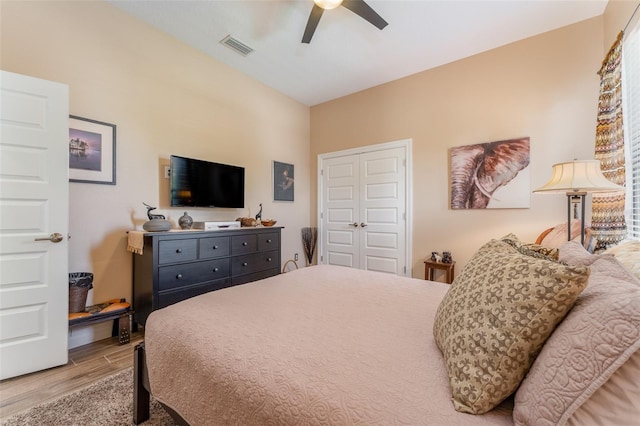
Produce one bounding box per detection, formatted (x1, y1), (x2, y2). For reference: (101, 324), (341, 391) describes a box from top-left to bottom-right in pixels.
(0, 331), (144, 420)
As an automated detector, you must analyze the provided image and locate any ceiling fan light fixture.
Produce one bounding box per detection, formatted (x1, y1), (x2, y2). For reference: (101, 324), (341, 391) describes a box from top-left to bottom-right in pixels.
(314, 0), (343, 10)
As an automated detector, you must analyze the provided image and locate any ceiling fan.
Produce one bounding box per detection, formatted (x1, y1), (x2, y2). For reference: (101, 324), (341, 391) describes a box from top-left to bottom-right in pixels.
(302, 0), (388, 44)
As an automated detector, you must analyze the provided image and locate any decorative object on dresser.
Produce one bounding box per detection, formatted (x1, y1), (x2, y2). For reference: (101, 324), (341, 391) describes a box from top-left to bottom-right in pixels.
(132, 227), (282, 326)
(253, 202), (277, 226)
(236, 217), (258, 227)
(178, 212), (193, 230)
(142, 202), (172, 232)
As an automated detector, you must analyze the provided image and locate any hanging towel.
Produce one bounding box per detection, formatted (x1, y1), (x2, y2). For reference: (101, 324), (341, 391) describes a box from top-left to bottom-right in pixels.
(127, 231), (145, 255)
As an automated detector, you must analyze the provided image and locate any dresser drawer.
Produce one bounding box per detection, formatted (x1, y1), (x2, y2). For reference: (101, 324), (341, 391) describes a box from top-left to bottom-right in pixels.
(199, 236), (230, 259)
(158, 259), (230, 291)
(232, 250), (279, 276)
(159, 239), (197, 264)
(258, 232), (279, 251)
(231, 234), (257, 255)
(232, 268), (280, 285)
(157, 279), (231, 309)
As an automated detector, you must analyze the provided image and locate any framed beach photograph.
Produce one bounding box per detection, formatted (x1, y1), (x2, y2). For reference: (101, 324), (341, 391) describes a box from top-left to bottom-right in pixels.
(69, 115), (116, 185)
(273, 161), (294, 202)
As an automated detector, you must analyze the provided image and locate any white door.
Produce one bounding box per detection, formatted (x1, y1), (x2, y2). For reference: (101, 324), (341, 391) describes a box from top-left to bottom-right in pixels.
(320, 140), (411, 275)
(322, 155), (360, 268)
(0, 70), (70, 380)
(359, 147), (406, 274)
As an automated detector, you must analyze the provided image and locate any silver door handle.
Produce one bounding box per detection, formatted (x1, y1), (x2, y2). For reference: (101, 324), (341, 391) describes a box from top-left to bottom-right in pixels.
(360, 223), (367, 228)
(34, 232), (64, 243)
(349, 222), (359, 227)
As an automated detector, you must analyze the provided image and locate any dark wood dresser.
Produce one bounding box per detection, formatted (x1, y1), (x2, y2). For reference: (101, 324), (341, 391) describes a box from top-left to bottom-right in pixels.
(132, 227), (282, 326)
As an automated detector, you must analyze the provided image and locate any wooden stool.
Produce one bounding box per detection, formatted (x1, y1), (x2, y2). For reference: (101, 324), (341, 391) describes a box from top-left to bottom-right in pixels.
(424, 260), (455, 284)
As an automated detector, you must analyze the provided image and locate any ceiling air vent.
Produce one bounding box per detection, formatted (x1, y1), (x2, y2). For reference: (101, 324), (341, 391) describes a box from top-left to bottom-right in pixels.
(220, 35), (254, 57)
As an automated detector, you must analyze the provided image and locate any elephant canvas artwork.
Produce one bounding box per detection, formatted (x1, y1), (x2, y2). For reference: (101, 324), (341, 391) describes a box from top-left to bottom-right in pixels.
(450, 137), (531, 209)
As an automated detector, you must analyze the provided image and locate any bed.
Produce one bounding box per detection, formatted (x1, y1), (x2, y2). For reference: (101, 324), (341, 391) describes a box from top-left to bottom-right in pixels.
(133, 236), (640, 426)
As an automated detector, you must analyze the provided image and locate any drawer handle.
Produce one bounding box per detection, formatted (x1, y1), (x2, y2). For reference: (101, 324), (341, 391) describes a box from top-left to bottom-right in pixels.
(267, 257), (272, 262)
(176, 248), (182, 253)
(213, 267), (219, 272)
(242, 262), (248, 266)
(242, 242), (248, 246)
(266, 239), (272, 243)
(213, 245), (218, 250)
(176, 273), (183, 279)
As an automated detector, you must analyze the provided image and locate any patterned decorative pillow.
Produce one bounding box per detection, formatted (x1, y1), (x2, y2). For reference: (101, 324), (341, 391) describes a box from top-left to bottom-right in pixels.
(500, 233), (560, 261)
(433, 239), (590, 414)
(514, 248), (640, 426)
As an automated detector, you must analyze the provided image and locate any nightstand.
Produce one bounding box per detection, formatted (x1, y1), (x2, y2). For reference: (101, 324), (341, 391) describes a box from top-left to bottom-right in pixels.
(424, 260), (456, 284)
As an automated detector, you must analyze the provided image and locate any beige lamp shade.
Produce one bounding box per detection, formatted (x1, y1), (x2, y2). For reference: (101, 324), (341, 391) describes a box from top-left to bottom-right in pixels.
(534, 160), (624, 193)
(314, 0), (343, 9)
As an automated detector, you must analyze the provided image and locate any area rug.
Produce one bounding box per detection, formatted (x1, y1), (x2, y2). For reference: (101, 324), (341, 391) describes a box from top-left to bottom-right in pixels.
(1, 368), (175, 425)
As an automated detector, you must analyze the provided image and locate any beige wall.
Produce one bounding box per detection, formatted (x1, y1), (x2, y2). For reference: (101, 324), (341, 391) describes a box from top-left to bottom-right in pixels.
(310, 17), (604, 277)
(604, 0), (640, 48)
(1, 1), (310, 347)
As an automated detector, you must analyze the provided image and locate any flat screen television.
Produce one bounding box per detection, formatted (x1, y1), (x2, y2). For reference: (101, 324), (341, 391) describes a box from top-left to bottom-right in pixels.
(170, 155), (244, 208)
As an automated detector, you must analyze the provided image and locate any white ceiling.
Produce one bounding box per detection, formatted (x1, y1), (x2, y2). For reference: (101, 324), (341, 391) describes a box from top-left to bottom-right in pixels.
(108, 0), (608, 106)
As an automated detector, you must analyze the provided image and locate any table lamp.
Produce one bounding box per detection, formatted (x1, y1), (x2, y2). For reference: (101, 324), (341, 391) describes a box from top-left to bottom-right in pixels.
(533, 159), (624, 245)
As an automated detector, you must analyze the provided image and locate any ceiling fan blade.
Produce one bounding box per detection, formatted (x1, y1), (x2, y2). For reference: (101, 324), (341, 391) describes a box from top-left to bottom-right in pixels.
(341, 0), (388, 30)
(302, 4), (324, 44)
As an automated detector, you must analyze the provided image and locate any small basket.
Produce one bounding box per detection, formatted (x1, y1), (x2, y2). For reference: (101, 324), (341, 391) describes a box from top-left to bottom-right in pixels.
(237, 217), (258, 227)
(69, 272), (93, 313)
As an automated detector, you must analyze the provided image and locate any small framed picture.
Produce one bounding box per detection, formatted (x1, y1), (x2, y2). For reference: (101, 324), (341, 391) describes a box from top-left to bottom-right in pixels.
(273, 161), (294, 202)
(69, 115), (116, 185)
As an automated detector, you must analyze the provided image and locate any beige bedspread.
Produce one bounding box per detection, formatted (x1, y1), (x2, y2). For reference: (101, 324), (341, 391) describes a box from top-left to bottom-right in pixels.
(145, 265), (514, 425)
